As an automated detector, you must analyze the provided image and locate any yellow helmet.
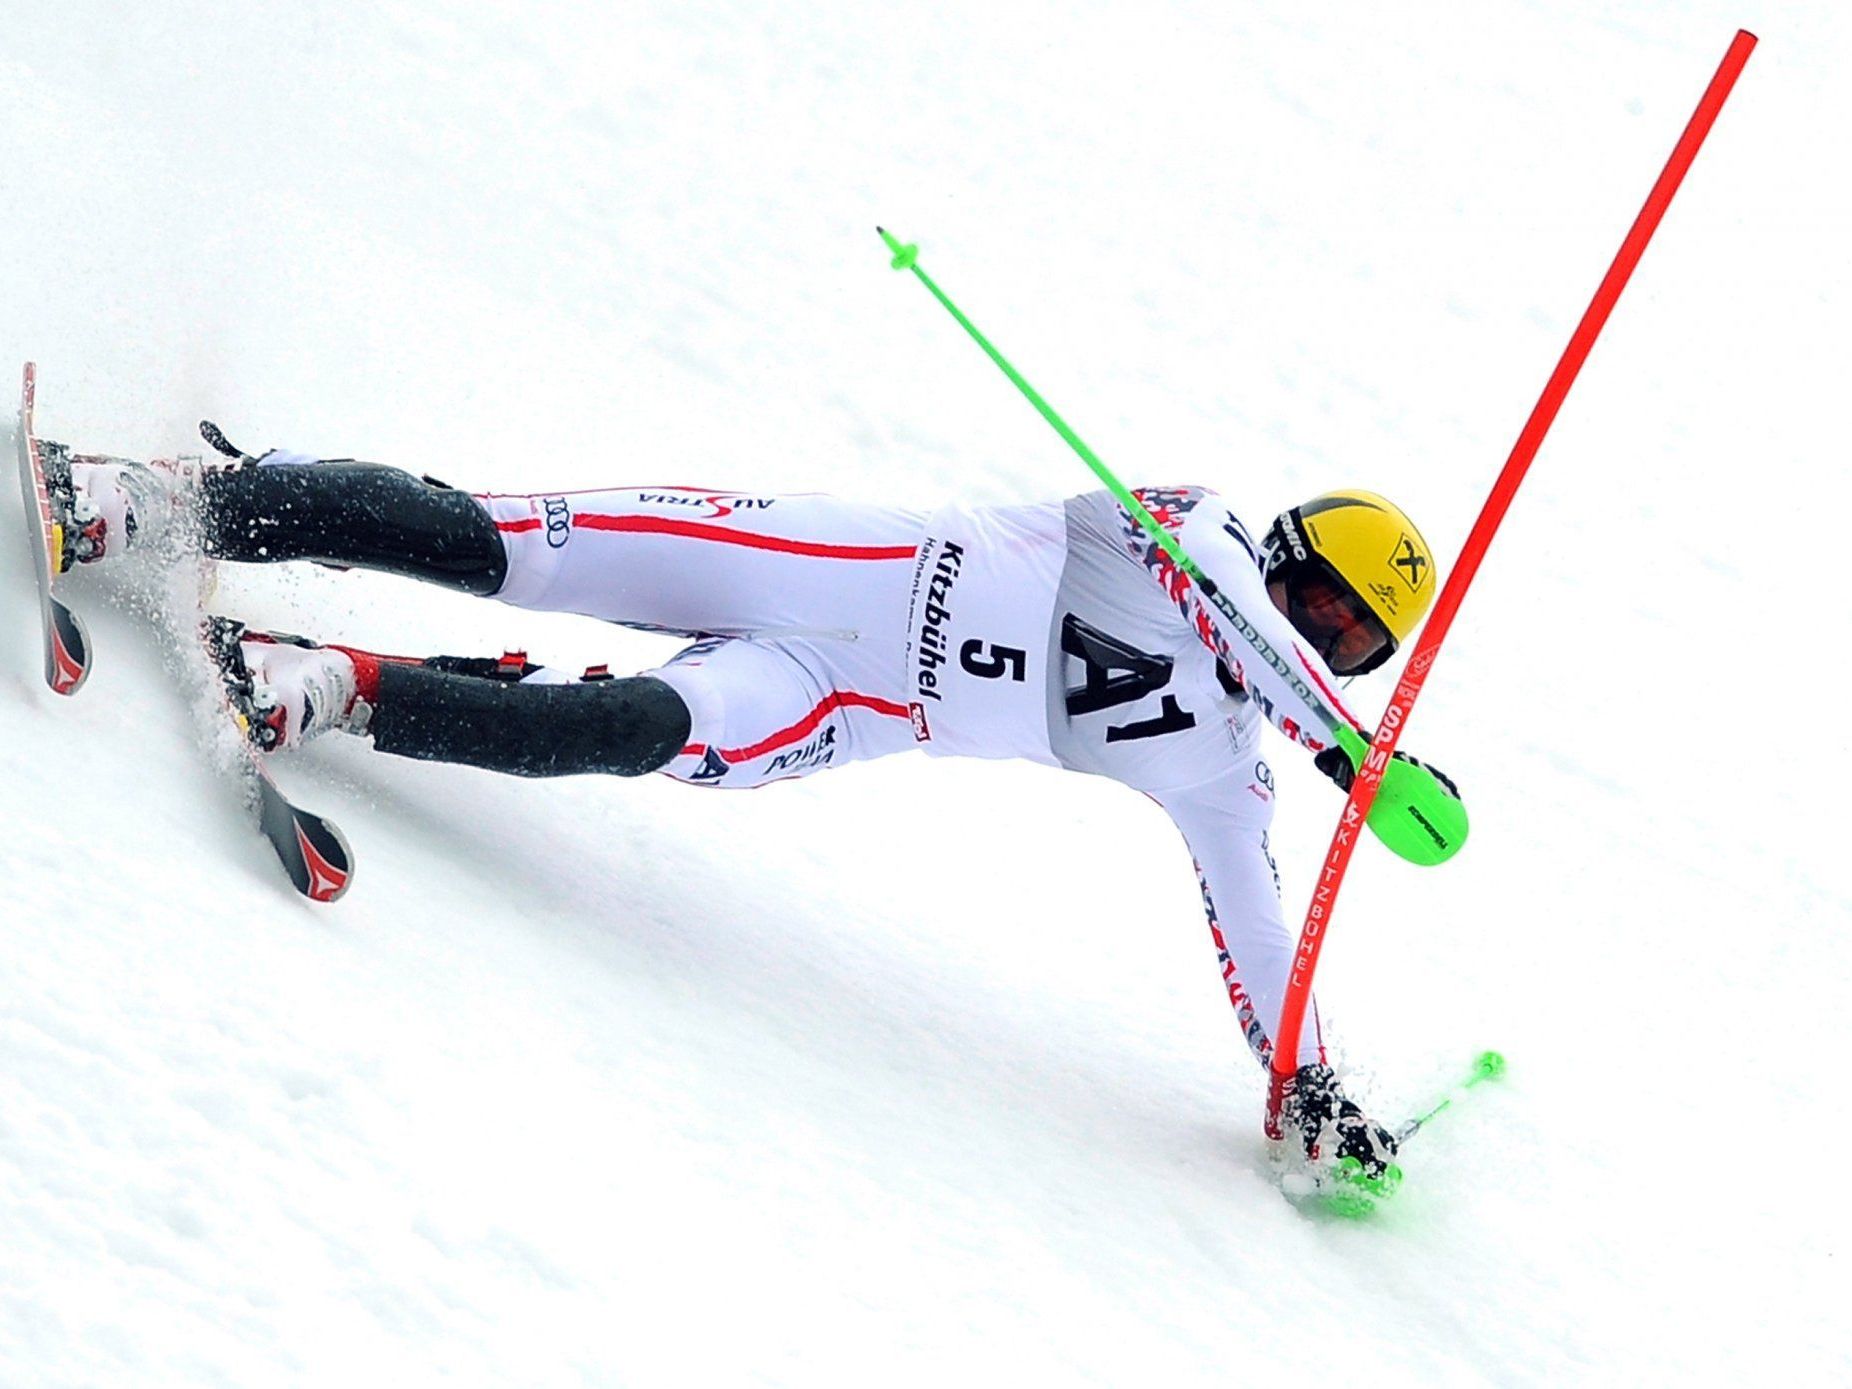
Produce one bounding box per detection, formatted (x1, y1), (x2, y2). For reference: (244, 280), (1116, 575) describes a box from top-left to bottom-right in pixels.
(1261, 490), (1437, 675)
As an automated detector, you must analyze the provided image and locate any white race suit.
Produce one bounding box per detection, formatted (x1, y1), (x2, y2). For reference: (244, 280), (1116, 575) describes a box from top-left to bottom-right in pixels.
(476, 482), (1374, 1069)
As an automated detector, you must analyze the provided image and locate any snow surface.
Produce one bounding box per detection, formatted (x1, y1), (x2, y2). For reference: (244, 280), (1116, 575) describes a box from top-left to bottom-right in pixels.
(4, 2), (1850, 1384)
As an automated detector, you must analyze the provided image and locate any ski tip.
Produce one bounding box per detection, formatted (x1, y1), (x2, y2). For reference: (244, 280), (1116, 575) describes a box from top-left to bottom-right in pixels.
(287, 805), (354, 903)
(46, 599), (92, 696)
(249, 759), (354, 904)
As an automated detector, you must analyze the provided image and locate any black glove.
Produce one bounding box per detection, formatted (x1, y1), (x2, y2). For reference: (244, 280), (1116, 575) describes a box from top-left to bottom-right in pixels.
(1283, 1063), (1399, 1180)
(1315, 743), (1357, 790)
(1316, 743), (1460, 800)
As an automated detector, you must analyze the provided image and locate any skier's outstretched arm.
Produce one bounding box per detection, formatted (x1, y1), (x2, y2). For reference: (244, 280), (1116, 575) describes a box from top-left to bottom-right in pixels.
(1154, 778), (1325, 1074)
(1161, 776), (1408, 1174)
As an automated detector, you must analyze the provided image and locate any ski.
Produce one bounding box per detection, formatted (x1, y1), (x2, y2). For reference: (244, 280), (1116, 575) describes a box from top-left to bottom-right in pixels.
(202, 616), (355, 903)
(13, 362), (93, 694)
(251, 760), (355, 903)
(11, 365), (350, 902)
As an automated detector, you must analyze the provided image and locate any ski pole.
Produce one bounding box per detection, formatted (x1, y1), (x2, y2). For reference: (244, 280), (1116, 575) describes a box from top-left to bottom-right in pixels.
(1395, 1050), (1506, 1145)
(874, 239), (1475, 876)
(1264, 28), (1758, 1138)
(874, 227), (1350, 738)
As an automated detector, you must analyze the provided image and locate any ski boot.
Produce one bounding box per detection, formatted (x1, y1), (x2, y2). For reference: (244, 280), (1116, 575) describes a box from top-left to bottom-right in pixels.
(38, 442), (113, 573)
(39, 440), (190, 572)
(1281, 1063), (1403, 1214)
(204, 618), (367, 753)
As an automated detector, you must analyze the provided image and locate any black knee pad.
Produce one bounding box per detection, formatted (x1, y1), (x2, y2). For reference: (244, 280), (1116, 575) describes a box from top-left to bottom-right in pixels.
(370, 666), (691, 778)
(203, 463), (509, 596)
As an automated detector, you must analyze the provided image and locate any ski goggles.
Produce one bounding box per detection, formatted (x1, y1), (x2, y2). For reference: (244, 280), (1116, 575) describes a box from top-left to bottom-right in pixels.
(1279, 561), (1395, 677)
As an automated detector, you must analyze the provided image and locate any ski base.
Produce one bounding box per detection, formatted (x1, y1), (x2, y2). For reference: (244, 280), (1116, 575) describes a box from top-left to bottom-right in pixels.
(15, 363), (94, 695)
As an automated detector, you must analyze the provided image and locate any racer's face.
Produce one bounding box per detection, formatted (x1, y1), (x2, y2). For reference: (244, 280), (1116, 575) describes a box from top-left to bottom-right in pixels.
(1267, 570), (1392, 677)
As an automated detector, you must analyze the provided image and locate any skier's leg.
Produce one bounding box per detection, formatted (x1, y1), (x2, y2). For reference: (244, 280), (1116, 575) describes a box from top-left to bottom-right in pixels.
(202, 463), (925, 639)
(229, 628), (692, 777)
(238, 623), (915, 786)
(353, 634), (918, 787)
(449, 496), (925, 784)
(367, 658), (690, 777)
(202, 462), (508, 595)
(231, 603), (920, 786)
(477, 487), (924, 640)
(644, 635), (918, 788)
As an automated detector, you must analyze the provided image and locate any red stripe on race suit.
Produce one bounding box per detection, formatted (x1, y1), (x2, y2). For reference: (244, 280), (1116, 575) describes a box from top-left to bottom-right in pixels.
(488, 517), (918, 568)
(1291, 641), (1365, 734)
(680, 690), (908, 766)
(487, 510), (915, 560)
(571, 514), (917, 561)
(480, 485), (820, 500)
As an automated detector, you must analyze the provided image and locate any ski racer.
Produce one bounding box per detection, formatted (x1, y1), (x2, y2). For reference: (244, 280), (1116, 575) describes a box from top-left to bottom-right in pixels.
(52, 440), (1462, 1181)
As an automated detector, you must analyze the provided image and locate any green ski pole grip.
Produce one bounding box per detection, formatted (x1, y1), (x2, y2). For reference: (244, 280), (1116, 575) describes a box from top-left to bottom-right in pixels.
(1334, 726), (1470, 867)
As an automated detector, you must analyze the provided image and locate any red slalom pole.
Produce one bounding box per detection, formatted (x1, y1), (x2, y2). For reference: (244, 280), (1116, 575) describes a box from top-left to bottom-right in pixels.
(1266, 30), (1758, 1140)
